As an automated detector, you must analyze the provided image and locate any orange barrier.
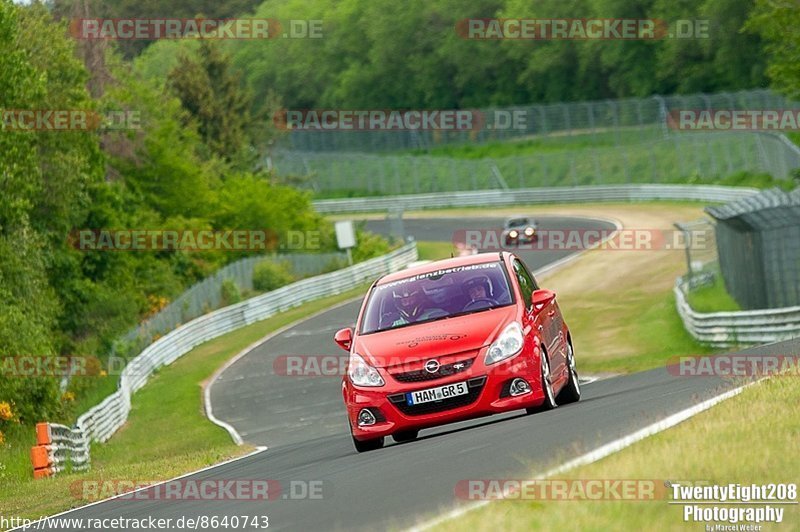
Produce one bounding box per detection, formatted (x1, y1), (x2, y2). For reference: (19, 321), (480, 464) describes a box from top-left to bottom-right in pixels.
(31, 422), (53, 479)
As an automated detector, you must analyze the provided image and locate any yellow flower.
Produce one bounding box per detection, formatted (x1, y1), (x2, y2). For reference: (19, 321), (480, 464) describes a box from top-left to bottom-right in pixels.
(0, 402), (13, 421)
(62, 391), (76, 402)
(0, 431), (5, 445)
(100, 369), (108, 377)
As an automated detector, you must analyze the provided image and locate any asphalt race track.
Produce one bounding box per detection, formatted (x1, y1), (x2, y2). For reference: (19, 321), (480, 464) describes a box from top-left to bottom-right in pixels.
(29, 216), (797, 531)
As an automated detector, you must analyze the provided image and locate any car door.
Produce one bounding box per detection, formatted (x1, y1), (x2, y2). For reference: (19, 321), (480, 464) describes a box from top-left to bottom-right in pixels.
(512, 258), (567, 378)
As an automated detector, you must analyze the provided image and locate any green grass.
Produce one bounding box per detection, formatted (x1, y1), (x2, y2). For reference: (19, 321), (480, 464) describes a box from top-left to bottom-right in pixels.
(565, 289), (715, 375)
(415, 240), (458, 261)
(686, 279), (742, 313)
(0, 285), (368, 522)
(300, 130), (799, 197)
(714, 170), (798, 190)
(434, 376), (800, 531)
(407, 127), (661, 158)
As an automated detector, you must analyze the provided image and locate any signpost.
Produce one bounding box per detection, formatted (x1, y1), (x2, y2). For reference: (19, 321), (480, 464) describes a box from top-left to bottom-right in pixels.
(335, 220), (356, 266)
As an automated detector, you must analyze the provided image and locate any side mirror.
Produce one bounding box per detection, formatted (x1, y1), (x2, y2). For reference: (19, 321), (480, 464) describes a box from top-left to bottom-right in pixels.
(334, 328), (353, 351)
(531, 289), (556, 310)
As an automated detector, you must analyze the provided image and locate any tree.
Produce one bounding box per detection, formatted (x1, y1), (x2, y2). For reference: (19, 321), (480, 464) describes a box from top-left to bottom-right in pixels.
(168, 41), (255, 167)
(746, 0), (800, 99)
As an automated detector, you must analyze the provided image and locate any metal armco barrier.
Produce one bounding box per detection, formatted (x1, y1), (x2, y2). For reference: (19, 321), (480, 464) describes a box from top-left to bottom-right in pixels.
(30, 422), (91, 478)
(31, 243), (418, 477)
(312, 184), (759, 214)
(674, 275), (800, 348)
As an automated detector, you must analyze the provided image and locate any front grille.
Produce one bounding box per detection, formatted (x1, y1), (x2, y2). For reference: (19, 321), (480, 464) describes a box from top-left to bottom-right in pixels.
(389, 377), (486, 416)
(392, 358), (474, 383)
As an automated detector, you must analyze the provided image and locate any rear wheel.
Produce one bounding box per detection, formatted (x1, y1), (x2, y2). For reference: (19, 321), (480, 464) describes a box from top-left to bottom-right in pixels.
(526, 349), (557, 414)
(557, 341), (581, 405)
(352, 436), (384, 453)
(392, 430), (419, 443)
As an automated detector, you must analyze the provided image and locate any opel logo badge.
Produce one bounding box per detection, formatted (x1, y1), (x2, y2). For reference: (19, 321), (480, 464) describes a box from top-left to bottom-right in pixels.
(424, 359), (440, 373)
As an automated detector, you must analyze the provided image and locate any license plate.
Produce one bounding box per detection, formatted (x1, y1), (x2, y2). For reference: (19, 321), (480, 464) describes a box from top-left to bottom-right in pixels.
(406, 382), (469, 405)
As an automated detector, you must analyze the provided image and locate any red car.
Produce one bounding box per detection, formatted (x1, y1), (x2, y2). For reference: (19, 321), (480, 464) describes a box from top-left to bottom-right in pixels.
(334, 252), (581, 452)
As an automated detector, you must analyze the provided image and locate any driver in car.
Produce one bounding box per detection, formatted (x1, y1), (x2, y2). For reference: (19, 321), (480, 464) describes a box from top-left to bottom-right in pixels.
(391, 287), (440, 326)
(463, 274), (497, 310)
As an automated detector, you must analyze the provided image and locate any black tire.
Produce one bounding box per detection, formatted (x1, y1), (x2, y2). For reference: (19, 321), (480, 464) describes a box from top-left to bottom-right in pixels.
(557, 340), (581, 405)
(392, 430), (419, 443)
(353, 436), (384, 453)
(526, 349), (557, 414)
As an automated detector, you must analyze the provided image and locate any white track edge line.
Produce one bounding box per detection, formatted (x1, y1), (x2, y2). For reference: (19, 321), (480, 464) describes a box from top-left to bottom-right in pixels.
(409, 379), (762, 531)
(16, 296), (366, 530)
(10, 446), (269, 531)
(203, 295), (365, 445)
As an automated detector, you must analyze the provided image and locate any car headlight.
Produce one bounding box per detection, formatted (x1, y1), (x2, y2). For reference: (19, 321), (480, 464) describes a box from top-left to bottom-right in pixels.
(508, 230), (519, 238)
(348, 353), (385, 387)
(485, 322), (524, 365)
(524, 227), (535, 236)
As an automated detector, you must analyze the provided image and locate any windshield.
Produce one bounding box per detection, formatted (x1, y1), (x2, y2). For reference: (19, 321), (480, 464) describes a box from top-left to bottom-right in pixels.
(506, 218), (530, 228)
(360, 262), (514, 334)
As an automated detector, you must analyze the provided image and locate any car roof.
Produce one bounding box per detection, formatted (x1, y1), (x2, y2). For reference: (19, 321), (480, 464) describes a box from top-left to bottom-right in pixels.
(505, 216), (530, 224)
(376, 252), (504, 285)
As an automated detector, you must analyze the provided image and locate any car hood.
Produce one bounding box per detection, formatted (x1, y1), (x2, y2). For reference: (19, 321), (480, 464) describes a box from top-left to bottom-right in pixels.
(354, 306), (518, 368)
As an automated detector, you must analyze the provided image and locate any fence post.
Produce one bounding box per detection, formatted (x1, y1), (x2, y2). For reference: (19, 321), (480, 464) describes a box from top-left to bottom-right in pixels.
(30, 422), (53, 479)
(652, 95), (668, 139)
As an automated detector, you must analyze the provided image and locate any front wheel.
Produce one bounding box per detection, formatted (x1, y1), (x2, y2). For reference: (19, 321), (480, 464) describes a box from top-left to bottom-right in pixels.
(353, 436), (384, 453)
(526, 350), (557, 414)
(557, 341), (581, 405)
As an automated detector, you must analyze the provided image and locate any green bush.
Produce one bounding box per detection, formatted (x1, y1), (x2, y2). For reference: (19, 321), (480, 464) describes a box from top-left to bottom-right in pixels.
(220, 279), (242, 306)
(252, 261), (295, 292)
(351, 230), (391, 263)
(322, 257), (349, 273)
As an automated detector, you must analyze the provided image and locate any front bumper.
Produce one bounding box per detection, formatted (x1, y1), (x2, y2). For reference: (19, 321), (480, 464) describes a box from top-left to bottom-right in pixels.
(344, 347), (546, 441)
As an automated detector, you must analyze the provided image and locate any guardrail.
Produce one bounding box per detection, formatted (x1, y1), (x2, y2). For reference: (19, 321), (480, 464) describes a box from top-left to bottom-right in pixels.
(674, 275), (800, 348)
(112, 251), (347, 364)
(31, 242), (418, 477)
(313, 184), (759, 214)
(30, 422), (90, 478)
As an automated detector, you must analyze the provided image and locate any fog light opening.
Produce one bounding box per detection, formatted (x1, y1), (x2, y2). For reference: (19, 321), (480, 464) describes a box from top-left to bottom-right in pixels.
(509, 378), (532, 397)
(358, 408), (378, 426)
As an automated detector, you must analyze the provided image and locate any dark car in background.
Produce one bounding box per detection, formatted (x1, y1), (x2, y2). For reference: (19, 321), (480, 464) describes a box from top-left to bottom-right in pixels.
(503, 216), (539, 246)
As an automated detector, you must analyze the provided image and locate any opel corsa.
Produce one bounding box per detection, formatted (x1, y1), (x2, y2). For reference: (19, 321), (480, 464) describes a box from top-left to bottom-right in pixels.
(334, 252), (580, 452)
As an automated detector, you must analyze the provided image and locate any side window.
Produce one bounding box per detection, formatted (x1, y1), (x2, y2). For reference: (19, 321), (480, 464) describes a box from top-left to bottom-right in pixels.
(513, 259), (536, 308)
(523, 261), (540, 291)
